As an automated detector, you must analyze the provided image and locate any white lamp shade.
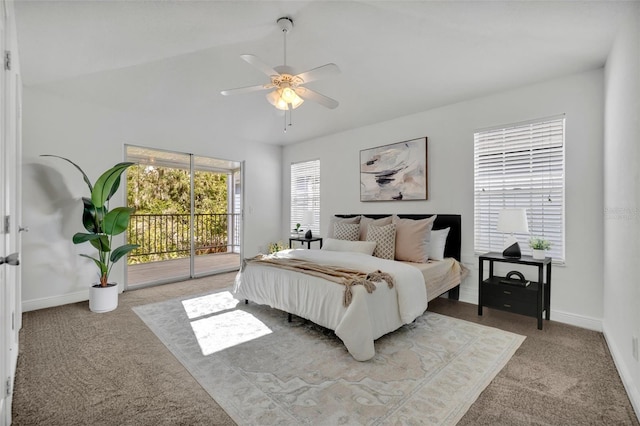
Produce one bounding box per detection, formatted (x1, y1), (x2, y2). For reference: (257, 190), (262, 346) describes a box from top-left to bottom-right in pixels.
(496, 208), (529, 234)
(301, 210), (314, 226)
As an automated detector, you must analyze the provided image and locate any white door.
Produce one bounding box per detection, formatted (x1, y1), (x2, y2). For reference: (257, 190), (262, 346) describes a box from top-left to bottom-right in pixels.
(1, 0), (22, 424)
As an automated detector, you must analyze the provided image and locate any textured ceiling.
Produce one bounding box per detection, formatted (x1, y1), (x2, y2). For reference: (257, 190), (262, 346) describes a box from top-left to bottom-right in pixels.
(14, 1), (632, 145)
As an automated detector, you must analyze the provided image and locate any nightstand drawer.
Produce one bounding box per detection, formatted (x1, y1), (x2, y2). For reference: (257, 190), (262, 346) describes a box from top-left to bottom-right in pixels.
(481, 279), (538, 302)
(482, 296), (538, 317)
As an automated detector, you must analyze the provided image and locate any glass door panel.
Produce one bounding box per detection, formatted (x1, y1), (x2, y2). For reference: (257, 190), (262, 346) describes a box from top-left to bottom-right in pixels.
(126, 146), (192, 287)
(193, 156), (241, 277)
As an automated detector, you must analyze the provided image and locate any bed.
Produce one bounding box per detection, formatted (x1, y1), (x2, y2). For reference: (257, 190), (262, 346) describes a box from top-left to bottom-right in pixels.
(233, 214), (465, 361)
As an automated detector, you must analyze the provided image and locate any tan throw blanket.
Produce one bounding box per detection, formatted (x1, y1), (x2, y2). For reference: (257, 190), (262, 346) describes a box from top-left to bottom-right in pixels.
(243, 255), (395, 307)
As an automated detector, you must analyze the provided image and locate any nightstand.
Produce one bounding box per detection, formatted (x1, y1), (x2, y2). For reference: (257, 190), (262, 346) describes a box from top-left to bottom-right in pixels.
(289, 236), (323, 249)
(478, 252), (552, 330)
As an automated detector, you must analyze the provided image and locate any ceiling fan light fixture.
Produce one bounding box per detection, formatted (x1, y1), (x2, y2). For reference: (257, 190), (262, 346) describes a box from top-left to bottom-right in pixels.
(266, 88), (304, 110)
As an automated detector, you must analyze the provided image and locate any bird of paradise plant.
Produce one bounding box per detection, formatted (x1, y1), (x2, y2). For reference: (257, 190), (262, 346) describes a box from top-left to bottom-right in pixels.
(42, 155), (139, 287)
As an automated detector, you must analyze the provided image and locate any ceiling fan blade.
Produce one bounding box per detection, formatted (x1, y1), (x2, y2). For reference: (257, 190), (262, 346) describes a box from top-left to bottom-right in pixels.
(295, 87), (339, 109)
(294, 63), (340, 84)
(221, 83), (274, 96)
(240, 54), (280, 77)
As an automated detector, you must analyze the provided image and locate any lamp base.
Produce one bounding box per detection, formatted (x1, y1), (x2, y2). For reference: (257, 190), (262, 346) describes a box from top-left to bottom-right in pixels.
(305, 229), (312, 239)
(502, 242), (521, 258)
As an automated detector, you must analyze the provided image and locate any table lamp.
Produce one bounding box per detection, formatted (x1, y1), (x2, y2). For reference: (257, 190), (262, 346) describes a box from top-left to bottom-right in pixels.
(496, 208), (529, 258)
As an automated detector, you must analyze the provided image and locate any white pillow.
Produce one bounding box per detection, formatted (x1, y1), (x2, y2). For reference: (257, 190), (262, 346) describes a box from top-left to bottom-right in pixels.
(321, 238), (376, 255)
(428, 227), (450, 261)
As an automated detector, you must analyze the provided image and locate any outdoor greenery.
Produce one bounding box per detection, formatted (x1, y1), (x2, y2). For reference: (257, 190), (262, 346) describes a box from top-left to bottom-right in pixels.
(126, 164), (231, 264)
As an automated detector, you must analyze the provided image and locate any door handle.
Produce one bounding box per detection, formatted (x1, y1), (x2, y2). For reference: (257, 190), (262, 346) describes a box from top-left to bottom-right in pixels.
(0, 252), (20, 266)
(19, 226), (29, 232)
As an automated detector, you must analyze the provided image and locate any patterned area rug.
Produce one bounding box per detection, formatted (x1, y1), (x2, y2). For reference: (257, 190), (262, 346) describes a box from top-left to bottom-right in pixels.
(134, 288), (524, 425)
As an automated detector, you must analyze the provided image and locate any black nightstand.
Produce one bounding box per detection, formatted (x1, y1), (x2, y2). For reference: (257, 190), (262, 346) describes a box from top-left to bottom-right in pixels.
(289, 236), (323, 249)
(478, 252), (552, 330)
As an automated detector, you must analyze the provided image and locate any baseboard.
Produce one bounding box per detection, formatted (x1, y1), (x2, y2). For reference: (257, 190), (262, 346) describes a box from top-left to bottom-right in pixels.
(22, 290), (89, 312)
(550, 309), (602, 331)
(603, 324), (640, 421)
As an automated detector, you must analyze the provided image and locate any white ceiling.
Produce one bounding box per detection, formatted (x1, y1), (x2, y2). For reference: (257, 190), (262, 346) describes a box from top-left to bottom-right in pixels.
(14, 1), (632, 146)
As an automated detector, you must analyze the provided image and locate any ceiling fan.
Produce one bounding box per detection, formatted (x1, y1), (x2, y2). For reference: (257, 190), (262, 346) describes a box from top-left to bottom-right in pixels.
(221, 17), (340, 131)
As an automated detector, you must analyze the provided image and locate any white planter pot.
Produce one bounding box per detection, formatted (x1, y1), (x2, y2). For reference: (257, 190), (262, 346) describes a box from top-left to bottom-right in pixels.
(89, 283), (119, 313)
(532, 249), (546, 260)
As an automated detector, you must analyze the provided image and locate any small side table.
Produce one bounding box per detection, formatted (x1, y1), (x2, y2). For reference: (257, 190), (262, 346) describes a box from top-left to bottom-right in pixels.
(289, 236), (323, 249)
(478, 252), (552, 330)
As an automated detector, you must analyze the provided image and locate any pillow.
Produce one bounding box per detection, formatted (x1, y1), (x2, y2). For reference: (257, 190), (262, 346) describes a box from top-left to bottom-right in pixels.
(392, 215), (437, 262)
(333, 222), (360, 241)
(366, 223), (396, 260)
(327, 216), (360, 238)
(428, 227), (450, 261)
(359, 216), (393, 240)
(321, 238), (376, 255)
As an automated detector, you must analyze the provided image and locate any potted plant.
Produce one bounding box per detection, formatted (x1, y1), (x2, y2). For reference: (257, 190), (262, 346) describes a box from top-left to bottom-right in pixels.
(292, 223), (303, 236)
(529, 237), (551, 260)
(43, 155), (139, 313)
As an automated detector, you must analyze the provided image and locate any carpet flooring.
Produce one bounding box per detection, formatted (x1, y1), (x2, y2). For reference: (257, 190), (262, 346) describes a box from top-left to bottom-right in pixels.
(133, 288), (524, 425)
(12, 272), (640, 425)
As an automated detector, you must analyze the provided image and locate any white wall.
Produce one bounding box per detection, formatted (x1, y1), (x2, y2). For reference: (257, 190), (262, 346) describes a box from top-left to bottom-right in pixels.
(603, 6), (640, 417)
(21, 87), (282, 311)
(283, 69), (605, 330)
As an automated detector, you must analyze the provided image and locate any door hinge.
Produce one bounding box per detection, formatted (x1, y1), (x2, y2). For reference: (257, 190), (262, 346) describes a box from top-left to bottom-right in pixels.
(5, 377), (11, 397)
(4, 215), (9, 234)
(4, 50), (11, 71)
(12, 312), (15, 331)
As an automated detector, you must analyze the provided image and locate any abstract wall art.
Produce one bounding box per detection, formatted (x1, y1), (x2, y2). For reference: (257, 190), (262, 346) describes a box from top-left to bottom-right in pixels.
(360, 137), (427, 201)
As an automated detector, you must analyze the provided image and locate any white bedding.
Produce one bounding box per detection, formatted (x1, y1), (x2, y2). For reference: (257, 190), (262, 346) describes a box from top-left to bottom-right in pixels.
(233, 249), (427, 361)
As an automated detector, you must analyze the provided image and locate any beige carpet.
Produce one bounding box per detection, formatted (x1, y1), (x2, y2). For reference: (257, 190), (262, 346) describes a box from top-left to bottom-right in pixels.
(133, 288), (524, 425)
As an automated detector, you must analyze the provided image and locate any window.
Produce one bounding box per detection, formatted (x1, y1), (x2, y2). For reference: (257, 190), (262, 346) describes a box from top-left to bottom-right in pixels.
(291, 159), (320, 236)
(474, 116), (565, 262)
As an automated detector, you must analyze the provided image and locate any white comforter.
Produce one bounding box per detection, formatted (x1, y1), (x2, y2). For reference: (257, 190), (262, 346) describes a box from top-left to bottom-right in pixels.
(233, 249), (427, 361)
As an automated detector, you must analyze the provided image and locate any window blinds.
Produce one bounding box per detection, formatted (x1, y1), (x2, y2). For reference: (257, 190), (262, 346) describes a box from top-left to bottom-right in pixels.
(290, 159), (320, 236)
(474, 116), (565, 262)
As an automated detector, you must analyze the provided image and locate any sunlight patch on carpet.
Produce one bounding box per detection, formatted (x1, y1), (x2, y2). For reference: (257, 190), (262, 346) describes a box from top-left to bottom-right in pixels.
(181, 291), (239, 319)
(190, 310), (272, 356)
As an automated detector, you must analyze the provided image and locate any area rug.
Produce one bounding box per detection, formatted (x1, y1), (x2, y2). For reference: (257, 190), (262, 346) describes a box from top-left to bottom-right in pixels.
(133, 288), (525, 425)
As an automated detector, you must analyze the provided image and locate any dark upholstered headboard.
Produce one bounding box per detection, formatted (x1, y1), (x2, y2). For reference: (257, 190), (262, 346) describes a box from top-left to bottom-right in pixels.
(335, 214), (461, 261)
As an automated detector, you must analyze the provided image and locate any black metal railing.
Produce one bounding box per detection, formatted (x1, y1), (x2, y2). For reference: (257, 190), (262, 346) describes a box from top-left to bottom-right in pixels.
(128, 213), (240, 263)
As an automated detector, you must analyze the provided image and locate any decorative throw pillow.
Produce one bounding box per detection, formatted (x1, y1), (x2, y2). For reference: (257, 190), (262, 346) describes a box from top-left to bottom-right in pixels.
(327, 216), (360, 238)
(428, 227), (450, 261)
(359, 216), (393, 241)
(321, 238), (377, 255)
(333, 222), (360, 241)
(366, 223), (396, 260)
(392, 215), (437, 262)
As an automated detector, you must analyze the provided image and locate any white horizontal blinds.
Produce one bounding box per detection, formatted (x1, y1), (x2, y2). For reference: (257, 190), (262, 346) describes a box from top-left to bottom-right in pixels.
(290, 159), (320, 236)
(474, 116), (565, 261)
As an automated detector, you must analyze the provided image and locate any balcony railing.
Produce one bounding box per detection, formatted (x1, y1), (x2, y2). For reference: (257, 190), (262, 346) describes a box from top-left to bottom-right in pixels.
(128, 213), (240, 263)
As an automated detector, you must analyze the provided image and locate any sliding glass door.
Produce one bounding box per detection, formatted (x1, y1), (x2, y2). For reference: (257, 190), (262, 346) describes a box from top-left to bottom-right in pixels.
(125, 145), (242, 289)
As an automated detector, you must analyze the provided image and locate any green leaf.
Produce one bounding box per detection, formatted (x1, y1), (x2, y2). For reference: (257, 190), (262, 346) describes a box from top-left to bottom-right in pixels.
(110, 244), (139, 264)
(91, 162), (135, 209)
(81, 197), (98, 233)
(41, 155), (93, 193)
(73, 233), (109, 252)
(72, 232), (102, 244)
(103, 207), (134, 236)
(79, 254), (107, 275)
(90, 236), (110, 252)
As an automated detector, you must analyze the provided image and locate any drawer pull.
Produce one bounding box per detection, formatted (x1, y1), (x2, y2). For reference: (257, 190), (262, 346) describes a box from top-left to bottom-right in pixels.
(503, 290), (511, 295)
(503, 304), (512, 308)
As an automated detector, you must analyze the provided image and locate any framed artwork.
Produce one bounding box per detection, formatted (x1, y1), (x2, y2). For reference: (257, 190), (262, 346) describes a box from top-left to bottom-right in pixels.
(360, 137), (427, 202)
